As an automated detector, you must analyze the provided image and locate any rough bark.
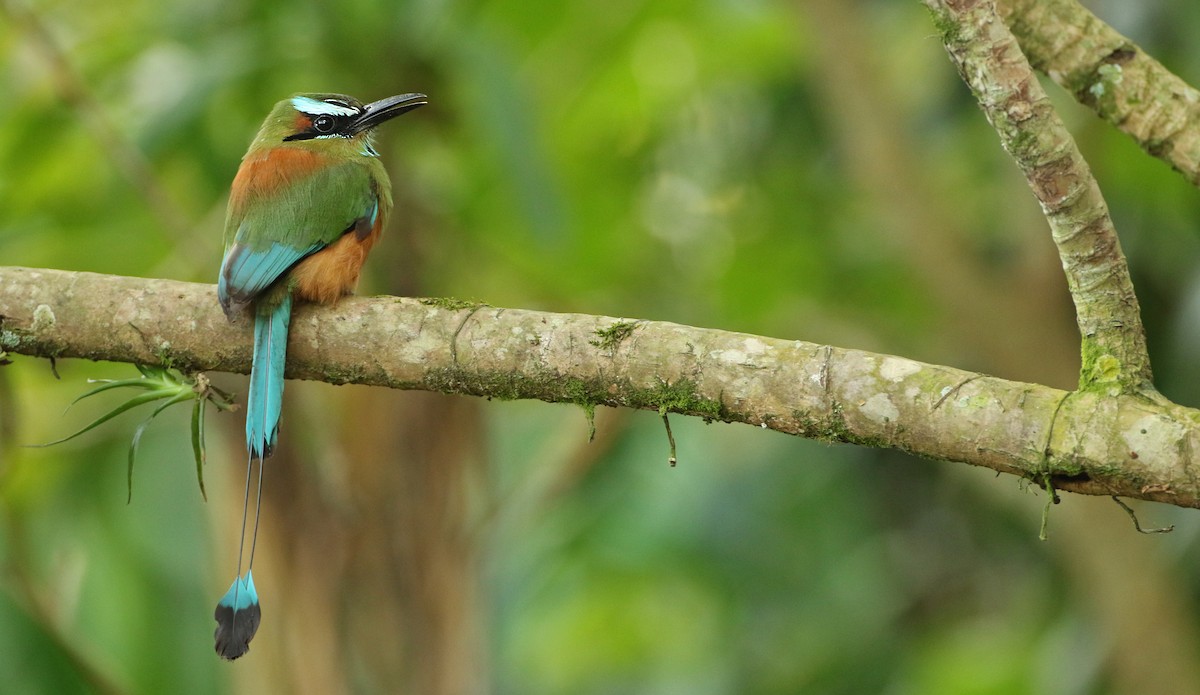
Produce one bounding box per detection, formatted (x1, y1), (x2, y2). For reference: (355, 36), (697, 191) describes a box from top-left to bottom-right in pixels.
(999, 0), (1200, 188)
(925, 0), (1152, 394)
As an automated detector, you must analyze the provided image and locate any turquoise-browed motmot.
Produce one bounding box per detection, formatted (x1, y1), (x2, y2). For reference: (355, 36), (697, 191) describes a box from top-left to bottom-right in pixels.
(214, 92), (426, 659)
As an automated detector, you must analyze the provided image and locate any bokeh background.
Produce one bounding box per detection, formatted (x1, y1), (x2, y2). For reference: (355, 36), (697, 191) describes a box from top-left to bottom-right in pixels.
(3, 0), (1200, 693)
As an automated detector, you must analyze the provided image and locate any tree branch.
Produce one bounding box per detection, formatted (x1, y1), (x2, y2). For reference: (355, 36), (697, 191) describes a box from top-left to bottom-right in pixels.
(998, 0), (1200, 188)
(925, 0), (1153, 394)
(2, 266), (1199, 508)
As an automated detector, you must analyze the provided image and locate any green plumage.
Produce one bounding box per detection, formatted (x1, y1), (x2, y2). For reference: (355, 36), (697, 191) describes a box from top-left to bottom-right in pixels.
(225, 154), (386, 254)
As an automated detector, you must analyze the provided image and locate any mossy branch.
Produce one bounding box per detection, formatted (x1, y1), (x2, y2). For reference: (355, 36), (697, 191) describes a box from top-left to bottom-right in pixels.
(925, 0), (1152, 396)
(998, 0), (1200, 188)
(3, 266), (1200, 509)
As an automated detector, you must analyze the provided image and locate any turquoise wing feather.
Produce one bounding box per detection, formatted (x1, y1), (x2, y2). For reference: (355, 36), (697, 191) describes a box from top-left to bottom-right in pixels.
(218, 158), (379, 312)
(218, 239), (321, 312)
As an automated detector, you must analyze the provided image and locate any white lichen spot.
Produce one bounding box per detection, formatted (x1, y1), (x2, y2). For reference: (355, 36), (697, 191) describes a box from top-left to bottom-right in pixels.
(1122, 414), (1185, 464)
(714, 338), (772, 367)
(880, 357), (921, 382)
(1090, 63), (1123, 98)
(742, 337), (769, 355)
(717, 349), (747, 364)
(31, 304), (56, 332)
(860, 393), (899, 425)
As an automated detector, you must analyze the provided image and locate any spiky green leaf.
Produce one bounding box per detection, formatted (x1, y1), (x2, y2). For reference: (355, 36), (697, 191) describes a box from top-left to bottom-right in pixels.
(36, 390), (178, 448)
(127, 416), (154, 503)
(192, 399), (208, 501)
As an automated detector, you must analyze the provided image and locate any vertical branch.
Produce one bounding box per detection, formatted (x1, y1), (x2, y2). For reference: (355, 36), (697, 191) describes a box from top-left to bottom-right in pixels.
(924, 0), (1153, 394)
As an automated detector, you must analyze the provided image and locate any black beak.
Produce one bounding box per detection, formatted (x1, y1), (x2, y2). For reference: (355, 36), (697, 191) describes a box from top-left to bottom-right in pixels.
(349, 93), (427, 135)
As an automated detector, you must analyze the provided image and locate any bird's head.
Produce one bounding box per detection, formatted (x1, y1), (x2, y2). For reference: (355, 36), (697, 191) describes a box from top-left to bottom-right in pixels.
(252, 92), (427, 155)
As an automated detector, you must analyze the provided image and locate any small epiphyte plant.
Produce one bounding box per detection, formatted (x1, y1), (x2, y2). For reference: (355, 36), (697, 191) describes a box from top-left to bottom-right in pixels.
(37, 364), (236, 501)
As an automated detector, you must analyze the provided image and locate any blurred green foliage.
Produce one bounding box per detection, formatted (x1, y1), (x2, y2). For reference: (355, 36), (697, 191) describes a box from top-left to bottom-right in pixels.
(4, 0), (1200, 693)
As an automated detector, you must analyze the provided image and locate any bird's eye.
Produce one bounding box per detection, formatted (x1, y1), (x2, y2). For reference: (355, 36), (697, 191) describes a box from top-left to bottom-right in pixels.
(313, 115), (336, 133)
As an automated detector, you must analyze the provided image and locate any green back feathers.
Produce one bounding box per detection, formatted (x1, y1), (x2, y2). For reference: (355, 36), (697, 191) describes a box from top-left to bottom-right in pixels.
(226, 155), (387, 252)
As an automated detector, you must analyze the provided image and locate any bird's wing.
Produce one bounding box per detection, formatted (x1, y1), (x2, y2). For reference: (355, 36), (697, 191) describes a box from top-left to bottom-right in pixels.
(218, 156), (378, 313)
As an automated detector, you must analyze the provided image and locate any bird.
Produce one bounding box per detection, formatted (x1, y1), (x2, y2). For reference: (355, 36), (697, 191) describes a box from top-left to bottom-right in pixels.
(213, 91), (427, 660)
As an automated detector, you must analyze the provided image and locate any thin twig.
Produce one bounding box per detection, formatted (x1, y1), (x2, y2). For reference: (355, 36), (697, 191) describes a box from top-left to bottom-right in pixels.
(661, 409), (677, 467)
(932, 375), (982, 410)
(1111, 496), (1174, 534)
(1038, 474), (1060, 541)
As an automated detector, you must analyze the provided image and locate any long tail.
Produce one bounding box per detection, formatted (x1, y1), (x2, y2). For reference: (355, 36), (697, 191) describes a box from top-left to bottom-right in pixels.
(245, 293), (292, 460)
(214, 293), (292, 660)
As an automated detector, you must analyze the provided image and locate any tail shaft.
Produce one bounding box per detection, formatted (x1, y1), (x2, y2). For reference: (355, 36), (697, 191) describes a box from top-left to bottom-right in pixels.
(246, 294), (292, 458)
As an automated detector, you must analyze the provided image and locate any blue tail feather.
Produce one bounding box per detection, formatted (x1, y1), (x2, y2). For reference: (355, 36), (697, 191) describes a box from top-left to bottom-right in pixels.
(246, 294), (292, 458)
(214, 570), (261, 660)
(214, 292), (290, 659)
(218, 570), (260, 610)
